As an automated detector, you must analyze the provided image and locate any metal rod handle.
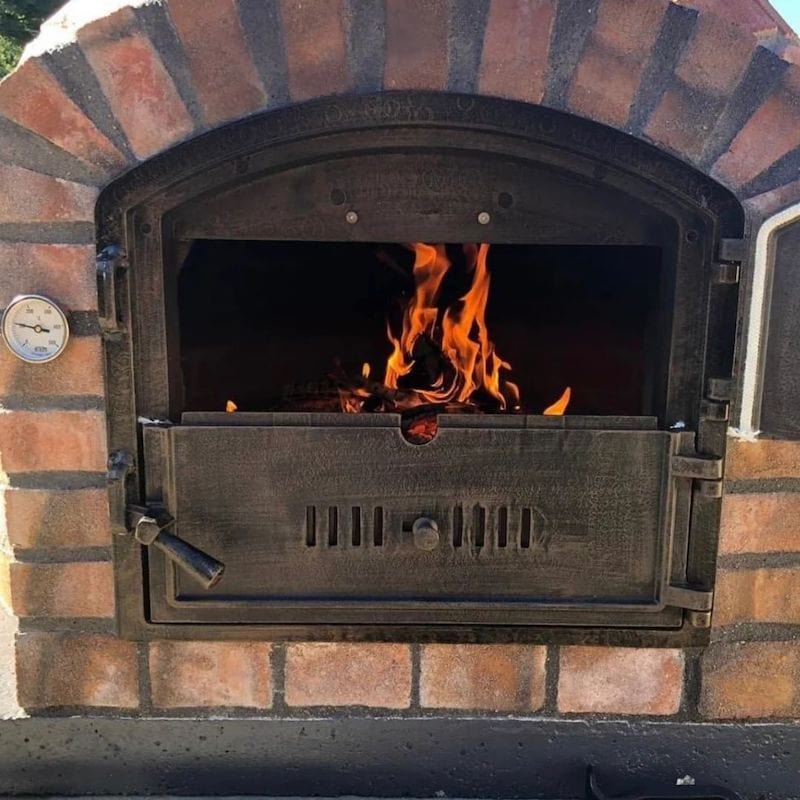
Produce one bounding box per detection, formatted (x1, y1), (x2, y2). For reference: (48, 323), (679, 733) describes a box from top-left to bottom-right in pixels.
(151, 529), (225, 590)
(130, 507), (225, 590)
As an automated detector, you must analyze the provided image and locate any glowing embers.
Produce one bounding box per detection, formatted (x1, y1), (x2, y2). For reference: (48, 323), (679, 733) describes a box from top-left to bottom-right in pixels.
(339, 243), (570, 431)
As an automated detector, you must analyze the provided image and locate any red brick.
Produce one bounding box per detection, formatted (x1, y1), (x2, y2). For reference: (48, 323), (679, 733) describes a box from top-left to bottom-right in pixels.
(558, 647), (684, 715)
(0, 337), (104, 398)
(720, 493), (800, 553)
(713, 74), (800, 188)
(675, 13), (755, 95)
(713, 568), (800, 626)
(285, 643), (412, 708)
(747, 176), (800, 217)
(3, 487), (110, 550)
(646, 16), (757, 159)
(701, 642), (800, 719)
(567, 0), (667, 127)
(677, 0), (790, 37)
(645, 88), (712, 158)
(479, 0), (554, 103)
(9, 561), (114, 618)
(0, 164), (96, 224)
(0, 410), (107, 473)
(77, 8), (194, 160)
(0, 243), (97, 310)
(16, 633), (139, 709)
(726, 439), (800, 481)
(281, 0), (350, 102)
(149, 641), (272, 708)
(385, 0), (448, 91)
(0, 58), (126, 175)
(167, 0), (266, 124)
(420, 644), (546, 712)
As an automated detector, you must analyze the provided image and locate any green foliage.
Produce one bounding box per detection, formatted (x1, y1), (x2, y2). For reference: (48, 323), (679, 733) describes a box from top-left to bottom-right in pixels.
(0, 0), (64, 77)
(0, 33), (22, 77)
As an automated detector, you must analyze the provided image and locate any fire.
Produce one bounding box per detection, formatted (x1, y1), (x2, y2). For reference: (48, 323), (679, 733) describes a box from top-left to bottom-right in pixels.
(383, 243), (520, 410)
(543, 386), (571, 416)
(338, 243), (570, 419)
(225, 400), (238, 413)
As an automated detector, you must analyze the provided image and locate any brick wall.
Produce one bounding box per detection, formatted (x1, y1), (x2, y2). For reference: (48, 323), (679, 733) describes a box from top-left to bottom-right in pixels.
(1, 0), (800, 720)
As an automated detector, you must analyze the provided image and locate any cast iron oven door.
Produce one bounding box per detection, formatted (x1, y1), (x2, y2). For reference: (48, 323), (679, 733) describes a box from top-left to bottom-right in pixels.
(141, 413), (715, 630)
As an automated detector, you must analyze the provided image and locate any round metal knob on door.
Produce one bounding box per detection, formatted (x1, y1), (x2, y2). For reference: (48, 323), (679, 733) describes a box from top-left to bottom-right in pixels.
(412, 517), (440, 551)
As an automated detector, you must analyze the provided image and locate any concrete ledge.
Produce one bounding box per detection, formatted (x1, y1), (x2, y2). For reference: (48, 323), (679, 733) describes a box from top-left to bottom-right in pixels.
(0, 718), (797, 797)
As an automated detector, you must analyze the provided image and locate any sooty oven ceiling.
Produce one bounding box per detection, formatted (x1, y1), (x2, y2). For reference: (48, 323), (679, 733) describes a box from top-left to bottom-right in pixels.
(100, 94), (743, 645)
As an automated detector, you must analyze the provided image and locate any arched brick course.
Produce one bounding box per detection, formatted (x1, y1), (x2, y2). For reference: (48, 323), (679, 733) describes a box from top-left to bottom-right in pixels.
(0, 0), (798, 212)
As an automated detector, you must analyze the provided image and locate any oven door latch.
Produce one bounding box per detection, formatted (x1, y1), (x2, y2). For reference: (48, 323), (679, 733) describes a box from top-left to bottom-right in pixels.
(107, 451), (225, 590)
(126, 506), (226, 590)
(96, 245), (128, 337)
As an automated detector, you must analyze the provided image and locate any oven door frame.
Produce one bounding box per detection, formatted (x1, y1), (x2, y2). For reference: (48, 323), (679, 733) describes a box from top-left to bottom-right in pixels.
(98, 92), (742, 644)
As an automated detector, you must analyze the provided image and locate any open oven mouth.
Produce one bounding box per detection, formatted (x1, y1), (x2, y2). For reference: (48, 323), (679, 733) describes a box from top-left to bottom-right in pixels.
(179, 240), (665, 442)
(103, 94), (742, 643)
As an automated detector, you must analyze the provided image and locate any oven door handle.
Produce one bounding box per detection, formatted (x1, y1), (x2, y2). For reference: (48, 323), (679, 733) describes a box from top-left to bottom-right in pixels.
(127, 505), (225, 590)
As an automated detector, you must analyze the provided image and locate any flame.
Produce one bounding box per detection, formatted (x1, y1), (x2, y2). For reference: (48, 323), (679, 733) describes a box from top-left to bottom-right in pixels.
(338, 243), (570, 419)
(383, 243), (519, 410)
(543, 386), (571, 416)
(225, 400), (238, 413)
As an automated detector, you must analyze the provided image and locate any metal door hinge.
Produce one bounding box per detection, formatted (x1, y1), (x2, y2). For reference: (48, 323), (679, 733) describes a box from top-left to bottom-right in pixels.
(700, 398), (729, 422)
(706, 377), (734, 401)
(717, 238), (747, 263)
(664, 584), (713, 612)
(712, 262), (740, 284)
(97, 245), (128, 337)
(671, 453), (723, 481)
(672, 452), (723, 497)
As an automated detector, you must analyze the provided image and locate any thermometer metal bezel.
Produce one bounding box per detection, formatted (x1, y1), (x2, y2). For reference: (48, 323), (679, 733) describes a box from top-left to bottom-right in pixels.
(1, 294), (70, 364)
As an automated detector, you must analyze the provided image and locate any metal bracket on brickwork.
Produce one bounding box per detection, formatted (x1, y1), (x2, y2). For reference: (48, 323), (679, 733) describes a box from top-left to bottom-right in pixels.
(96, 245), (129, 337)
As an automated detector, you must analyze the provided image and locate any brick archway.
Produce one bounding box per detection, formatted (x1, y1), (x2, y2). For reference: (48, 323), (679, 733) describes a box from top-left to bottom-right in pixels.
(0, 0), (799, 210)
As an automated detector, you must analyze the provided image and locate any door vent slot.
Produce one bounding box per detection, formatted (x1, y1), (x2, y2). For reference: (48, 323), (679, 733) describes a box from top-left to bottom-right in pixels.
(497, 506), (508, 548)
(521, 507), (532, 549)
(373, 506), (384, 547)
(473, 505), (486, 549)
(305, 506), (316, 547)
(328, 506), (338, 546)
(453, 505), (464, 548)
(351, 506), (362, 546)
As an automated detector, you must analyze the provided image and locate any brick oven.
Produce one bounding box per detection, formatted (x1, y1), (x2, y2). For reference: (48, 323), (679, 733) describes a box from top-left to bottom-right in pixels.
(1, 0), (800, 796)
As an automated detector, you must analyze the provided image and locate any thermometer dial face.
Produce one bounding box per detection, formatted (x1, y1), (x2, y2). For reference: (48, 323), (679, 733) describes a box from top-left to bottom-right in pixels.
(2, 295), (70, 363)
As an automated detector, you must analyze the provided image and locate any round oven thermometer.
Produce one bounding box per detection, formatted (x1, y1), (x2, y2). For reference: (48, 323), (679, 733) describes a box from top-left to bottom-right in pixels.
(2, 295), (69, 363)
